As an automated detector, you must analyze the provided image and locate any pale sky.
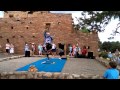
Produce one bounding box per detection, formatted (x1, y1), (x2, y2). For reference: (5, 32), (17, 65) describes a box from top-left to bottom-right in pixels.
(0, 11), (120, 43)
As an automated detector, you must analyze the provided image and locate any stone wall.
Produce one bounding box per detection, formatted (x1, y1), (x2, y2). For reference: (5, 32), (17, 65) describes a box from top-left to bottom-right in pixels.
(0, 72), (103, 79)
(4, 11), (50, 18)
(0, 11), (99, 56)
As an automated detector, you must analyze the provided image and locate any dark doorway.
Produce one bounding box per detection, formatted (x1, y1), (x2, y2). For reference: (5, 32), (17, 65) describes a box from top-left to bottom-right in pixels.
(58, 43), (65, 55)
(6, 39), (9, 43)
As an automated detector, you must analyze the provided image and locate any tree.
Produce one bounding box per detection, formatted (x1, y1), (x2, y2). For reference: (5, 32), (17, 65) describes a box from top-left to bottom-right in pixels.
(76, 11), (120, 39)
(100, 41), (120, 53)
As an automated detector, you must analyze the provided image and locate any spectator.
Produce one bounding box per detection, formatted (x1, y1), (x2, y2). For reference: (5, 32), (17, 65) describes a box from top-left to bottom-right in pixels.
(75, 45), (81, 58)
(5, 43), (10, 54)
(103, 61), (119, 79)
(31, 43), (36, 56)
(108, 51), (113, 61)
(69, 45), (73, 56)
(24, 43), (30, 57)
(38, 44), (43, 55)
(72, 44), (76, 56)
(10, 44), (14, 55)
(81, 46), (87, 58)
(115, 49), (119, 62)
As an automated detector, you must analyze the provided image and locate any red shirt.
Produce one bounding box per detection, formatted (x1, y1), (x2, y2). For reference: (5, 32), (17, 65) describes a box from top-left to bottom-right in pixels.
(82, 49), (87, 55)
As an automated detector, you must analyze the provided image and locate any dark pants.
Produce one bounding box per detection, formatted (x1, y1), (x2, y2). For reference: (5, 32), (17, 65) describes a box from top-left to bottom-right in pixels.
(25, 51), (30, 57)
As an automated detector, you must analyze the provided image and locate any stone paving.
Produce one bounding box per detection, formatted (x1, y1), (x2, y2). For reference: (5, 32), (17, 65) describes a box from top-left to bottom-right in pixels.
(0, 53), (20, 59)
(0, 54), (107, 76)
(62, 58), (106, 76)
(0, 57), (42, 72)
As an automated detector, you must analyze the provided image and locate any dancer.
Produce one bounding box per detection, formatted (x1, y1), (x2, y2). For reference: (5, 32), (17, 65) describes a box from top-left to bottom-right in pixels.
(41, 30), (55, 64)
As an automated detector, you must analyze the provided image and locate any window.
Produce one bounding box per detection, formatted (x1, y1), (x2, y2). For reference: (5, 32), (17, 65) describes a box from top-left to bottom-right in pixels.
(11, 26), (13, 29)
(29, 22), (32, 24)
(26, 27), (28, 29)
(9, 14), (14, 18)
(20, 35), (24, 38)
(32, 36), (35, 38)
(45, 23), (51, 29)
(58, 22), (61, 25)
(12, 36), (15, 38)
(6, 39), (9, 43)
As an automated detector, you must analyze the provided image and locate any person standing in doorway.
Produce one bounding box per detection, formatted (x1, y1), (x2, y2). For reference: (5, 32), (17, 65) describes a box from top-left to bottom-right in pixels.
(24, 43), (30, 57)
(5, 43), (10, 54)
(10, 43), (14, 55)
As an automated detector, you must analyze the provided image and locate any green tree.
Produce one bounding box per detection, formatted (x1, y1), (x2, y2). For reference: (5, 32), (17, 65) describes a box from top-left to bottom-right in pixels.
(77, 11), (120, 38)
(100, 41), (120, 53)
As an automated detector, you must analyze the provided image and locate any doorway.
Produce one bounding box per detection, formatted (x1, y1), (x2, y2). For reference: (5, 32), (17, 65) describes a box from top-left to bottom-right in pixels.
(58, 43), (65, 55)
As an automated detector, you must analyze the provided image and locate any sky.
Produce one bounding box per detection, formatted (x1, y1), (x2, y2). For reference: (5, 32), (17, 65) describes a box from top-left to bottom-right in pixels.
(0, 11), (120, 43)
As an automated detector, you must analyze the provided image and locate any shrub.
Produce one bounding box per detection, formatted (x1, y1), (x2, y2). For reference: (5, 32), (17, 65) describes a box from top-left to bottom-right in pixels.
(99, 51), (108, 59)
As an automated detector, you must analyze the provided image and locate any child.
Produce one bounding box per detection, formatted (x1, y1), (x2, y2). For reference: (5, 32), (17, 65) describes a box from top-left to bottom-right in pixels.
(103, 61), (119, 79)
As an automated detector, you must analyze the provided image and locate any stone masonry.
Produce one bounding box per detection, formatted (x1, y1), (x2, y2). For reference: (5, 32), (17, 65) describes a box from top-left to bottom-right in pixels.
(0, 72), (103, 79)
(0, 11), (99, 56)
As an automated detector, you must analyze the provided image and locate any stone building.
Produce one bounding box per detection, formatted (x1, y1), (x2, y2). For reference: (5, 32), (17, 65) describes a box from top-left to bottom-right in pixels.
(0, 11), (99, 56)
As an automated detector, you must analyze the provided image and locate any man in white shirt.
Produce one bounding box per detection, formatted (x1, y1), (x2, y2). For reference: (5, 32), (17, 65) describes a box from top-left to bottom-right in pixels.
(6, 43), (10, 54)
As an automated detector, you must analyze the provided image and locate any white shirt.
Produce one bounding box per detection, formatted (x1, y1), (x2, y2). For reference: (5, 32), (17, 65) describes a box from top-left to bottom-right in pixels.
(6, 44), (10, 49)
(52, 43), (56, 49)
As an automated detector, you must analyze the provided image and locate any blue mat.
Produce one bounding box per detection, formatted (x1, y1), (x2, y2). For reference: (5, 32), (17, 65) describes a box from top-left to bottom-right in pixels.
(16, 58), (66, 72)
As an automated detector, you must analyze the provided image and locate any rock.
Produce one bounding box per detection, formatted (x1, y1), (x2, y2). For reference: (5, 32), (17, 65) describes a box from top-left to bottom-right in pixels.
(33, 73), (38, 79)
(91, 75), (100, 79)
(17, 74), (26, 79)
(67, 75), (73, 79)
(53, 73), (61, 79)
(8, 75), (16, 79)
(1, 72), (8, 76)
(37, 72), (46, 79)
(72, 74), (80, 79)
(8, 72), (14, 75)
(60, 73), (69, 79)
(26, 72), (34, 79)
(42, 72), (53, 79)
